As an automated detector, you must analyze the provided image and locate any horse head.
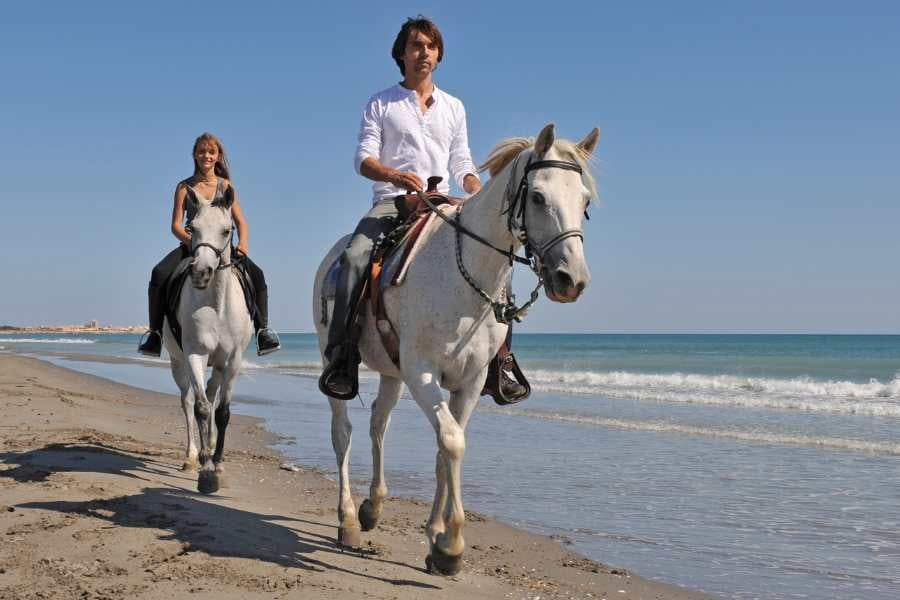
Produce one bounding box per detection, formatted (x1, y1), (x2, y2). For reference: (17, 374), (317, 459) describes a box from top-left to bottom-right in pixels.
(513, 124), (599, 303)
(185, 186), (235, 289)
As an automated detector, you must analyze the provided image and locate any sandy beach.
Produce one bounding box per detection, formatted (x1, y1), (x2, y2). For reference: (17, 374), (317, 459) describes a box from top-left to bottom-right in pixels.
(0, 355), (715, 599)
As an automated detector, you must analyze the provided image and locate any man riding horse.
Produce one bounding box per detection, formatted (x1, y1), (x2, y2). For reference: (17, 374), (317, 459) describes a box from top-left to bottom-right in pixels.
(319, 16), (529, 403)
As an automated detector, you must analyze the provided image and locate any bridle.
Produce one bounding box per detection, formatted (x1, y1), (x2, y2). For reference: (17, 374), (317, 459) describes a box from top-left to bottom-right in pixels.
(419, 152), (588, 324)
(190, 230), (236, 272)
(506, 156), (586, 263)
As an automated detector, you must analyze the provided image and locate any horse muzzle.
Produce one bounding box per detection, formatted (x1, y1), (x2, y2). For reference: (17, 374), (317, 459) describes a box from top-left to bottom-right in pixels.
(542, 265), (588, 303)
(190, 263), (214, 289)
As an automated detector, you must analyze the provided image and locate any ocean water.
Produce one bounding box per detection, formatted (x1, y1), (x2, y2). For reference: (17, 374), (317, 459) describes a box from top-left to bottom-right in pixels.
(2, 333), (899, 600)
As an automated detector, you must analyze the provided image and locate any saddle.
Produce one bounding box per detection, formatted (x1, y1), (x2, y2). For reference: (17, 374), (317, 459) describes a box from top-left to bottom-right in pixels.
(164, 253), (257, 350)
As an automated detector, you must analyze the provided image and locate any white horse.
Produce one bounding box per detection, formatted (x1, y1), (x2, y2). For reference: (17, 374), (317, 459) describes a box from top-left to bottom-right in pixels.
(163, 187), (253, 494)
(312, 124), (599, 574)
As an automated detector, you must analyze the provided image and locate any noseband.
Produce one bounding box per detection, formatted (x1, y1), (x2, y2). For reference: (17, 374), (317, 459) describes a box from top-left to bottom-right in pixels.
(191, 238), (234, 271)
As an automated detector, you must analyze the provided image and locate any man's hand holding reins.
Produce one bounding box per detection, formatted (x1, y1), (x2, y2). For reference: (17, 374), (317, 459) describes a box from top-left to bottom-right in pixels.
(360, 156), (423, 192)
(390, 170), (424, 193)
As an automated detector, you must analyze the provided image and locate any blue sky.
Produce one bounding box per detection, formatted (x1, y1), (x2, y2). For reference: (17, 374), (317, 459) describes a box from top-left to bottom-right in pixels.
(1, 1), (898, 333)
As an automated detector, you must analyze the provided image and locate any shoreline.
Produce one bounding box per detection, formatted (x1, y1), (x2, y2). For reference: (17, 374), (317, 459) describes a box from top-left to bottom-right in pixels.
(0, 354), (715, 599)
(0, 326), (144, 335)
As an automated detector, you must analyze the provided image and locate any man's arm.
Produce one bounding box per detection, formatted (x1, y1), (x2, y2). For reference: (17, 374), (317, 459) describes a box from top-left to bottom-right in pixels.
(354, 95), (423, 192)
(449, 103), (480, 195)
(463, 174), (481, 195)
(359, 157), (423, 192)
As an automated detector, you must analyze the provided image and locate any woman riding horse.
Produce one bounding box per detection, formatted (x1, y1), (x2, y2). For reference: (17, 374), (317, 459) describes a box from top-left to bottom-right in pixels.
(137, 133), (280, 357)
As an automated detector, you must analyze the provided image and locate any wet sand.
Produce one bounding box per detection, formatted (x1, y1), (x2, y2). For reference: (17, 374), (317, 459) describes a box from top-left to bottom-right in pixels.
(0, 355), (716, 599)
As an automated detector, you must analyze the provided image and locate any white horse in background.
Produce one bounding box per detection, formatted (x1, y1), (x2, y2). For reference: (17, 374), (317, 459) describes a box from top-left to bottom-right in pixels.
(163, 187), (253, 494)
(312, 124), (599, 575)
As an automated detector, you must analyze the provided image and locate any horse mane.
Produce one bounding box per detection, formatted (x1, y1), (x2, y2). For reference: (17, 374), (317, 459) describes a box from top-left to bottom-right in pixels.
(478, 136), (597, 198)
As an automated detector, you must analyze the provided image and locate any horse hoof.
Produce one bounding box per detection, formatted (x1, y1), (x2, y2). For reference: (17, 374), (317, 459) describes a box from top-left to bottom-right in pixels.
(181, 461), (198, 472)
(337, 526), (361, 549)
(358, 499), (380, 531)
(426, 545), (463, 576)
(197, 471), (219, 494)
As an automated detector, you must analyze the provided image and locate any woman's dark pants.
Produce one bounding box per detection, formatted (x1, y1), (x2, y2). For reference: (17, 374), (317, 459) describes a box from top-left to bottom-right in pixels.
(147, 246), (269, 332)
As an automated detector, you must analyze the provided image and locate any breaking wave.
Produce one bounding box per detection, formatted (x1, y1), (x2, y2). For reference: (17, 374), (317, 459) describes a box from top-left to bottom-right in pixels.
(526, 370), (900, 417)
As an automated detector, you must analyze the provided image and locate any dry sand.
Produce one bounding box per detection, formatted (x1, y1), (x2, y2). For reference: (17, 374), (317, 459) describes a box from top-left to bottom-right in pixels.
(0, 355), (716, 599)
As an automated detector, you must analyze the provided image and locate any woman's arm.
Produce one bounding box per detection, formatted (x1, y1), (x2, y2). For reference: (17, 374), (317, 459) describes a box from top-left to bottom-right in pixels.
(229, 184), (249, 256)
(171, 184), (192, 245)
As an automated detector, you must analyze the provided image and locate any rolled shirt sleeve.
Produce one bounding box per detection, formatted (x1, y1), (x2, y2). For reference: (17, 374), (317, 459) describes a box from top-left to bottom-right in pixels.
(448, 102), (478, 189)
(354, 96), (382, 175)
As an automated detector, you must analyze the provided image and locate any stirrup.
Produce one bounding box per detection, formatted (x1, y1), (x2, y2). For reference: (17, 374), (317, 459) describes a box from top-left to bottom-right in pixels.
(318, 342), (360, 401)
(481, 352), (531, 405)
(137, 329), (162, 357)
(256, 328), (281, 356)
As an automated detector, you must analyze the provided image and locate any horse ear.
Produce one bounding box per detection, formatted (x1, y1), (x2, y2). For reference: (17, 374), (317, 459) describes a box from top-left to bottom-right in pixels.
(577, 128), (600, 156)
(535, 123), (555, 156)
(214, 185), (234, 210)
(184, 185), (200, 211)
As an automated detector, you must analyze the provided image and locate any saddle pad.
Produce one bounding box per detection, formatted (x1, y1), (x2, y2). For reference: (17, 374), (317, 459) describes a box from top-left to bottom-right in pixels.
(321, 255), (342, 301)
(379, 211), (437, 291)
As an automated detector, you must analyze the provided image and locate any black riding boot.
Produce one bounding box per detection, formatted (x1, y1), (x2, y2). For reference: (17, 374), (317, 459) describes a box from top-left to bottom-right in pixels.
(499, 325), (528, 400)
(138, 283), (164, 357)
(481, 324), (530, 404)
(253, 287), (281, 356)
(319, 260), (367, 401)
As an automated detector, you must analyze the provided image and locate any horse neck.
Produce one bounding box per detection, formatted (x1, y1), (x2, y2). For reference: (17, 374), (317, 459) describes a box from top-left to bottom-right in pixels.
(208, 248), (233, 313)
(454, 163), (521, 292)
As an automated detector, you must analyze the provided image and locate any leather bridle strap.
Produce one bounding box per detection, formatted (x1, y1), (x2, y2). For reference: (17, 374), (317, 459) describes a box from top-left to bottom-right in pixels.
(509, 158), (585, 261)
(533, 228), (583, 257)
(192, 239), (234, 270)
(524, 159), (583, 176)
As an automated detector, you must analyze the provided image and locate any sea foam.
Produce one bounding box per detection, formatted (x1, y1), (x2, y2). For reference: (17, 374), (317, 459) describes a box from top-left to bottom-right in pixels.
(525, 369), (900, 417)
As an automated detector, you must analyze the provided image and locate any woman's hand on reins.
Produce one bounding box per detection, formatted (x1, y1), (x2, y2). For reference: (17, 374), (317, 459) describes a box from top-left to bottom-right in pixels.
(235, 242), (249, 257)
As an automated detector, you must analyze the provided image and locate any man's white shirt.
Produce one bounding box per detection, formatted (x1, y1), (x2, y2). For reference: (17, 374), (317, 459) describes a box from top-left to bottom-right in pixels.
(354, 84), (479, 204)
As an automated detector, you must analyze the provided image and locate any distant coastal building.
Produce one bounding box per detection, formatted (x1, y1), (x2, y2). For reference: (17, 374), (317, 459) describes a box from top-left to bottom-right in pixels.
(85, 319), (99, 329)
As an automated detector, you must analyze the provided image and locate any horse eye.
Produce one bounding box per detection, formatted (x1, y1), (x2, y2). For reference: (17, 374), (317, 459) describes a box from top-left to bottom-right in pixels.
(222, 228), (231, 236)
(532, 192), (546, 205)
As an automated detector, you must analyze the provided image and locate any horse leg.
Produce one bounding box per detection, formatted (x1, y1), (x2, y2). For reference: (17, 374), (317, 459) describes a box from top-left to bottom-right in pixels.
(425, 382), (480, 551)
(212, 363), (238, 487)
(359, 375), (402, 531)
(170, 356), (199, 471)
(407, 371), (468, 576)
(186, 353), (219, 494)
(329, 395), (361, 548)
(205, 368), (222, 450)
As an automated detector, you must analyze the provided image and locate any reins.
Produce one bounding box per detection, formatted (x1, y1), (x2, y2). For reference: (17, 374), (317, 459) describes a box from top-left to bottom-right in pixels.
(417, 154), (587, 324)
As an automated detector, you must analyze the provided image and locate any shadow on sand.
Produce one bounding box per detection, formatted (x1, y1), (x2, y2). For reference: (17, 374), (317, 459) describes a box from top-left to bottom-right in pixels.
(2, 443), (440, 590)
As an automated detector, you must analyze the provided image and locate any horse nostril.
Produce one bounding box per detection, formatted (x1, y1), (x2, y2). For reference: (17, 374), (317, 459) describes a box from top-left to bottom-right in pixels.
(554, 269), (574, 291)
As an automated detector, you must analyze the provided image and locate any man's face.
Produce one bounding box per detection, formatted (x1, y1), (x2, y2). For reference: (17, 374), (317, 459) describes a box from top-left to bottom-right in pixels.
(402, 29), (439, 78)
